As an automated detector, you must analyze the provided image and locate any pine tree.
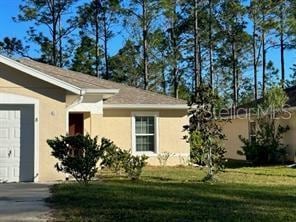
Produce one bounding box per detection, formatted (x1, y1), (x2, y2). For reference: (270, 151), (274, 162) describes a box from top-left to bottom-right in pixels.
(15, 0), (77, 67)
(77, 0), (119, 78)
(121, 0), (159, 90)
(218, 0), (250, 107)
(109, 40), (142, 87)
(71, 36), (98, 75)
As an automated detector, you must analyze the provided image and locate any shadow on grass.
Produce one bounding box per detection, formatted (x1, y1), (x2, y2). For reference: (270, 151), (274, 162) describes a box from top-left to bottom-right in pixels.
(225, 159), (252, 168)
(49, 179), (296, 222)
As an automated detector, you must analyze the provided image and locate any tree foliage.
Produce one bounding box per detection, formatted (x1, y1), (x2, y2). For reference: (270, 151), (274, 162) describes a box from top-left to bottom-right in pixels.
(184, 85), (226, 181)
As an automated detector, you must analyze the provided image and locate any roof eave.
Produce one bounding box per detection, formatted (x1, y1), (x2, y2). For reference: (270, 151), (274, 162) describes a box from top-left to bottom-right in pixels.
(0, 55), (83, 94)
(0, 55), (120, 97)
(83, 89), (119, 99)
(103, 104), (188, 109)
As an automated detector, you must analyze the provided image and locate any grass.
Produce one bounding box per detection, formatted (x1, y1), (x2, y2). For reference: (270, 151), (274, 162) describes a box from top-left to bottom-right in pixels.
(49, 165), (296, 221)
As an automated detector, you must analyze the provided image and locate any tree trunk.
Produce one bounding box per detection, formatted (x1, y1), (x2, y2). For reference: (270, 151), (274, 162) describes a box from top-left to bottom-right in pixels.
(95, 0), (100, 78)
(142, 0), (148, 90)
(262, 30), (266, 96)
(280, 4), (285, 87)
(58, 11), (63, 67)
(208, 0), (213, 89)
(102, 9), (109, 79)
(252, 15), (258, 100)
(262, 11), (266, 96)
(171, 1), (178, 98)
(161, 64), (166, 94)
(51, 0), (57, 66)
(194, 0), (200, 98)
(232, 39), (237, 108)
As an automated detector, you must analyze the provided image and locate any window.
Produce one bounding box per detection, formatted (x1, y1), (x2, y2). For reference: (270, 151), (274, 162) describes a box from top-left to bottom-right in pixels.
(249, 121), (256, 143)
(132, 113), (158, 154)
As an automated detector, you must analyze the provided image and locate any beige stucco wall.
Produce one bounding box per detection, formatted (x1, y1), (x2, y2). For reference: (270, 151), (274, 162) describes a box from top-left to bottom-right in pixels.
(221, 119), (248, 160)
(84, 109), (190, 166)
(279, 112), (296, 161)
(0, 62), (190, 181)
(0, 63), (67, 181)
(222, 112), (296, 162)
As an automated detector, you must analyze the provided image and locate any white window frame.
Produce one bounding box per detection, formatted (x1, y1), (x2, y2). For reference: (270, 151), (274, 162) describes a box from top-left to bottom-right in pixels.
(131, 112), (159, 156)
(249, 121), (256, 142)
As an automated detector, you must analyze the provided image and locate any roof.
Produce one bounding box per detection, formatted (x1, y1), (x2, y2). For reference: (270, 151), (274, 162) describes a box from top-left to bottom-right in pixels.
(15, 58), (186, 107)
(285, 85), (296, 107)
(222, 85), (296, 118)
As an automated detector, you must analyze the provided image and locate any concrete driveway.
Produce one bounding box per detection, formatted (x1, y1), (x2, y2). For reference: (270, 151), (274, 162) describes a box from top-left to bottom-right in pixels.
(0, 183), (51, 221)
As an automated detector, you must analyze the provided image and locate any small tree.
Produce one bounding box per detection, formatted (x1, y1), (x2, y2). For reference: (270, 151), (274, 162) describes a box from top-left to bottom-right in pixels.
(184, 85), (226, 181)
(47, 134), (103, 184)
(239, 86), (290, 165)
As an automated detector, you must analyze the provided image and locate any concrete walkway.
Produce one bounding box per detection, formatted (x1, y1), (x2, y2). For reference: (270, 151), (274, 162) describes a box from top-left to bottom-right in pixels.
(0, 183), (51, 221)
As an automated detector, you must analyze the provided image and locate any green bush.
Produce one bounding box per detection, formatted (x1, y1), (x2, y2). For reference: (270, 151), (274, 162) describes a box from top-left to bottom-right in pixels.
(100, 138), (129, 174)
(123, 154), (148, 180)
(239, 119), (289, 165)
(100, 138), (148, 180)
(47, 134), (103, 184)
(238, 86), (290, 165)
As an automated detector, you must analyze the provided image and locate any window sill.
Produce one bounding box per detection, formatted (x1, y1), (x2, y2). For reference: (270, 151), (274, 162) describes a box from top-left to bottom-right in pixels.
(133, 151), (158, 157)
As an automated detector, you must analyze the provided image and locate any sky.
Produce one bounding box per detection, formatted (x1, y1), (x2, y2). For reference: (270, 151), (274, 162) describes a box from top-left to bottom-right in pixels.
(0, 0), (295, 81)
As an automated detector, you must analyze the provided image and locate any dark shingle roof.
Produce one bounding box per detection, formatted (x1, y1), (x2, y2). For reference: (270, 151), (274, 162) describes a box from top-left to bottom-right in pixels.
(18, 58), (186, 105)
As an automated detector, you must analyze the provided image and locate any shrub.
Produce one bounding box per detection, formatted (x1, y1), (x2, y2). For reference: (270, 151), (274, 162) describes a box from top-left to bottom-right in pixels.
(157, 152), (174, 167)
(239, 119), (289, 165)
(100, 138), (129, 174)
(100, 138), (148, 180)
(238, 86), (290, 165)
(47, 134), (102, 184)
(123, 154), (148, 180)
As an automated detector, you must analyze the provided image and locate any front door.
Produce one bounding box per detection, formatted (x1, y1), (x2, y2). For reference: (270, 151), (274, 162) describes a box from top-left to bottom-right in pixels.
(69, 113), (84, 136)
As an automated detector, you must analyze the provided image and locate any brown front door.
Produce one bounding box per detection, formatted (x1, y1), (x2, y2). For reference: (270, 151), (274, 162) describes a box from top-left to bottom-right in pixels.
(69, 113), (84, 136)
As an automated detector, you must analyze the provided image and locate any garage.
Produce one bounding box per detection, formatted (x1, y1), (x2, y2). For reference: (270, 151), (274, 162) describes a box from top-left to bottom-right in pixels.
(0, 105), (35, 182)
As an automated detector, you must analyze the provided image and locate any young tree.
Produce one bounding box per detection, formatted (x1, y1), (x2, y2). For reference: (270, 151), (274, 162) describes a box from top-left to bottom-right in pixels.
(184, 86), (226, 181)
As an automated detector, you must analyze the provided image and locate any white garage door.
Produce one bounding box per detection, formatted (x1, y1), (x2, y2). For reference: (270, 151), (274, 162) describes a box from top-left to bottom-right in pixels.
(0, 105), (34, 183)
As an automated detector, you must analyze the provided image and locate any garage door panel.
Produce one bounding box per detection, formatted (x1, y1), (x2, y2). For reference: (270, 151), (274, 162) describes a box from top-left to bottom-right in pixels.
(0, 147), (8, 158)
(0, 128), (9, 139)
(0, 168), (8, 178)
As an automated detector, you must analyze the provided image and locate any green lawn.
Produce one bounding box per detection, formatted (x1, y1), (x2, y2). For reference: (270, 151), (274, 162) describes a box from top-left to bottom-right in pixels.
(49, 165), (296, 221)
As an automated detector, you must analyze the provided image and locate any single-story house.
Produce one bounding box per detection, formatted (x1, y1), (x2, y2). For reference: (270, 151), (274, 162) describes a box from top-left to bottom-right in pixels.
(0, 55), (189, 182)
(222, 85), (296, 162)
